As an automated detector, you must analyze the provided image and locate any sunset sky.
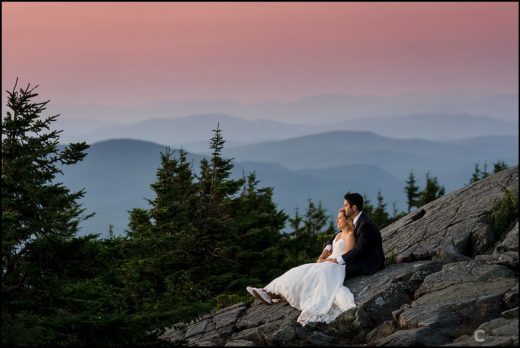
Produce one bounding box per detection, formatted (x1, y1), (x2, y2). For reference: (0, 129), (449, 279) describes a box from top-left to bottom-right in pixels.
(2, 2), (518, 107)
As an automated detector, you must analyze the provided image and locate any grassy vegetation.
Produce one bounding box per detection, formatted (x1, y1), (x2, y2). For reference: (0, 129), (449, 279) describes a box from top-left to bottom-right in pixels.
(490, 189), (519, 237)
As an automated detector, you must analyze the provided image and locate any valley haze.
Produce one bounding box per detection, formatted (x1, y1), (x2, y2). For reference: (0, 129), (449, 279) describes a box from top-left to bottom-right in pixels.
(39, 91), (519, 238)
(57, 119), (518, 237)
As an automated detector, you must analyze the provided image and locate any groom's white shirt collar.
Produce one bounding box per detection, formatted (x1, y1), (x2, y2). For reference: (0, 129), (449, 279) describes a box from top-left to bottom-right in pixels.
(353, 211), (362, 227)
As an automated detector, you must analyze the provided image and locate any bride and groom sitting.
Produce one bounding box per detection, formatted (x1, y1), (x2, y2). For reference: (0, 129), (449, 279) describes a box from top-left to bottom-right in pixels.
(246, 192), (386, 326)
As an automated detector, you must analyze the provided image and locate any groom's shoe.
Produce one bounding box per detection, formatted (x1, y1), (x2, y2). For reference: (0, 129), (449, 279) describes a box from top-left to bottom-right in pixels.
(252, 288), (273, 305)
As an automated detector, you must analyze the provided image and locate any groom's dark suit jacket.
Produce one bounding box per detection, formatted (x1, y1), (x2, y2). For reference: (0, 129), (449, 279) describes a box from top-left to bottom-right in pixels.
(326, 212), (385, 285)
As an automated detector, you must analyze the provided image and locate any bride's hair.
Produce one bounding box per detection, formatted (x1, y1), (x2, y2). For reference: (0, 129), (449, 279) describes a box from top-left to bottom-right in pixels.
(341, 210), (354, 229)
(346, 215), (354, 229)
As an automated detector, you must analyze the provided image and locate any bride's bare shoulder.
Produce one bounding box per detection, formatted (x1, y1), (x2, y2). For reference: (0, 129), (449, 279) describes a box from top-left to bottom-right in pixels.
(344, 231), (356, 240)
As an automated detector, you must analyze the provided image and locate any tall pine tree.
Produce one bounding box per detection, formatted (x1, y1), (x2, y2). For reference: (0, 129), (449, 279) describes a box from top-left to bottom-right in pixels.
(405, 170), (420, 212)
(194, 124), (245, 289)
(372, 189), (390, 228)
(2, 81), (91, 296)
(148, 147), (197, 234)
(418, 171), (445, 207)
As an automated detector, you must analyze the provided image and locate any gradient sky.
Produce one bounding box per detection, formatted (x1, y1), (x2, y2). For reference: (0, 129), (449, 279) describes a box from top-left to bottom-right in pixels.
(2, 2), (518, 106)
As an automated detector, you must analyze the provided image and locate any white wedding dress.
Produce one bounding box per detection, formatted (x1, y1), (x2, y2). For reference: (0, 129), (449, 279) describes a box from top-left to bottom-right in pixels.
(263, 238), (356, 326)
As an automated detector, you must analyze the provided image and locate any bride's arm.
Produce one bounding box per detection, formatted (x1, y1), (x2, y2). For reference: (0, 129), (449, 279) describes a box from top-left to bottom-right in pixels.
(316, 248), (331, 263)
(344, 233), (356, 254)
(316, 233), (336, 262)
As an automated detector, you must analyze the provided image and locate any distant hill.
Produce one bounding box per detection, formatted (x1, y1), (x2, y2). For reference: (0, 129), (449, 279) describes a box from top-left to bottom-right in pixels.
(232, 162), (404, 223)
(58, 139), (204, 237)
(58, 139), (404, 237)
(63, 114), (314, 151)
(334, 113), (518, 140)
(56, 113), (517, 151)
(58, 133), (517, 238)
(223, 131), (518, 180)
(50, 92), (518, 127)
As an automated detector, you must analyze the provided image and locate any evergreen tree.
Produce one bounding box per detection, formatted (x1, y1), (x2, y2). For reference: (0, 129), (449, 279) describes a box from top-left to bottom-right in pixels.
(493, 160), (508, 173)
(405, 170), (420, 212)
(418, 171), (445, 207)
(0, 82), (138, 345)
(288, 206), (303, 233)
(481, 161), (489, 179)
(127, 208), (152, 238)
(148, 147), (197, 234)
(372, 189), (390, 228)
(362, 193), (375, 217)
(195, 124), (244, 257)
(2, 81), (91, 298)
(470, 162), (482, 183)
(470, 161), (494, 183)
(283, 198), (334, 268)
(226, 172), (288, 289)
(303, 199), (329, 236)
(192, 124), (246, 291)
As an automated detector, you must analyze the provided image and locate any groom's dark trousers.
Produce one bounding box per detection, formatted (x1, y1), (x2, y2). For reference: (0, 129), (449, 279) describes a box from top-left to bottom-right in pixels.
(326, 212), (385, 286)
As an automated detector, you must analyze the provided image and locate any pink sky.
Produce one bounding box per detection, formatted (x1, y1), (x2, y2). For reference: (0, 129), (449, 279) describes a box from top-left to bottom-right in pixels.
(2, 2), (518, 105)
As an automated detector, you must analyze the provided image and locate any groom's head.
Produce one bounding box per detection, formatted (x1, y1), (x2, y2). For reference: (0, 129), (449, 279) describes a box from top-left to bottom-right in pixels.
(344, 192), (363, 215)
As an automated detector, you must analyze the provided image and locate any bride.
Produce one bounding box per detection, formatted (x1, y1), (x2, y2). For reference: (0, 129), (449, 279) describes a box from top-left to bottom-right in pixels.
(246, 210), (357, 326)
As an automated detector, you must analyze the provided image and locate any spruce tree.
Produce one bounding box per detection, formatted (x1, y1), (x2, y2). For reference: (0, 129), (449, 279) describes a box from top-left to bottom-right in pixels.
(0, 81), (116, 345)
(470, 162), (481, 183)
(418, 171), (445, 207)
(194, 124), (244, 288)
(196, 125), (244, 242)
(372, 189), (390, 228)
(493, 160), (508, 173)
(2, 81), (91, 295)
(148, 147), (197, 234)
(481, 161), (489, 179)
(405, 170), (420, 212)
(362, 193), (375, 217)
(288, 206), (303, 233)
(227, 172), (287, 289)
(283, 198), (334, 268)
(127, 208), (152, 238)
(303, 199), (329, 236)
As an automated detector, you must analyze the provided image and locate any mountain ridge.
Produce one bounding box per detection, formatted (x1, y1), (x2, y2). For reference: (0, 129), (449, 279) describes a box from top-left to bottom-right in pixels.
(58, 133), (517, 237)
(56, 112), (517, 151)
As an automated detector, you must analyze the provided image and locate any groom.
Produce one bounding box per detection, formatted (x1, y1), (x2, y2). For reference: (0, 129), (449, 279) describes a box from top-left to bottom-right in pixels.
(322, 192), (385, 285)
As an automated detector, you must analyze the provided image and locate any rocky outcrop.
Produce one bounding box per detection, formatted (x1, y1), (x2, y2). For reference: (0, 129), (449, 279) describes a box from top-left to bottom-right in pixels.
(160, 166), (519, 346)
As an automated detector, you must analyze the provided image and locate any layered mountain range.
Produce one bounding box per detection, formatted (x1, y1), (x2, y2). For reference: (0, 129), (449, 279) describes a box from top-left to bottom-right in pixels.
(57, 116), (518, 237)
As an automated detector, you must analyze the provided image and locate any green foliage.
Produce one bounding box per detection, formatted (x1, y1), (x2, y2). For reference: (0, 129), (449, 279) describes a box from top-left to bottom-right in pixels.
(490, 189), (519, 237)
(372, 189), (390, 228)
(148, 147), (197, 234)
(0, 82), (117, 346)
(360, 191), (404, 229)
(122, 123), (290, 333)
(470, 161), (490, 183)
(280, 198), (335, 269)
(362, 193), (374, 217)
(493, 160), (508, 174)
(215, 293), (252, 310)
(385, 252), (397, 265)
(470, 160), (508, 184)
(418, 171), (445, 207)
(2, 81), (92, 294)
(405, 170), (420, 213)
